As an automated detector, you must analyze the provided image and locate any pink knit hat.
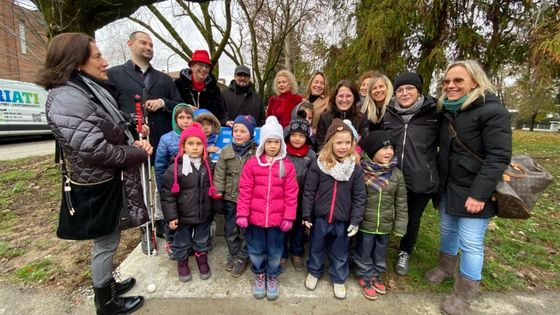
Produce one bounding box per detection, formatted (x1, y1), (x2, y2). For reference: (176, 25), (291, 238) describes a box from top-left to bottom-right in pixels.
(172, 122), (218, 198)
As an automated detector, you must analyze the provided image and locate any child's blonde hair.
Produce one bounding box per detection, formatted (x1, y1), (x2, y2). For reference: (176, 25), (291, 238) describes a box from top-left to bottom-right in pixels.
(318, 130), (360, 170)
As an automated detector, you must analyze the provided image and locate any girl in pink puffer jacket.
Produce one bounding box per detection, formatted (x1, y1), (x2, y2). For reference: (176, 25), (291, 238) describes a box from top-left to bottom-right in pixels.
(236, 116), (298, 301)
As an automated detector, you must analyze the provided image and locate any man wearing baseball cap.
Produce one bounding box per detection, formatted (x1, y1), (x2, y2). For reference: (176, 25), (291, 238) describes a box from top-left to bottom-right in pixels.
(222, 65), (265, 126)
(175, 49), (226, 122)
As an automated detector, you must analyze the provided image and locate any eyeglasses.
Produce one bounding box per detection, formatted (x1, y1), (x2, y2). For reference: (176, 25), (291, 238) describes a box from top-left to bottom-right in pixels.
(442, 78), (465, 86)
(193, 62), (211, 70)
(395, 86), (416, 95)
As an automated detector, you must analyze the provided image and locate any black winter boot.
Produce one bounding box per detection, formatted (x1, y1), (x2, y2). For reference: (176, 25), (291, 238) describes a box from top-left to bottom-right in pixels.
(109, 277), (136, 296)
(94, 279), (144, 315)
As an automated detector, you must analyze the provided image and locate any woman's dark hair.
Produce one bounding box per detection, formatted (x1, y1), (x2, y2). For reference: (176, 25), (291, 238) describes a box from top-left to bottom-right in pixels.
(36, 32), (94, 89)
(328, 80), (361, 125)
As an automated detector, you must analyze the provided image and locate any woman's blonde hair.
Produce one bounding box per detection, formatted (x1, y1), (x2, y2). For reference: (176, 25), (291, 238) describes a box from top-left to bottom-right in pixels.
(360, 74), (393, 123)
(273, 69), (298, 95)
(304, 71), (329, 99)
(318, 130), (360, 170)
(438, 60), (496, 111)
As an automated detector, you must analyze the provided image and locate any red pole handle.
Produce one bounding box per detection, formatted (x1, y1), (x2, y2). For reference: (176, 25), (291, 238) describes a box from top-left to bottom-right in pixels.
(134, 94), (143, 134)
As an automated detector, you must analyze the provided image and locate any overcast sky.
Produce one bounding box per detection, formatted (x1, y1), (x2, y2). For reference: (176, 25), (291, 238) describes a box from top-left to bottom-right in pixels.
(95, 1), (238, 83)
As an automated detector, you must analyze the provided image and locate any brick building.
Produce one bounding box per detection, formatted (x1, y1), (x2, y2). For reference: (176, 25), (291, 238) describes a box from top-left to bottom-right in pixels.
(0, 0), (47, 82)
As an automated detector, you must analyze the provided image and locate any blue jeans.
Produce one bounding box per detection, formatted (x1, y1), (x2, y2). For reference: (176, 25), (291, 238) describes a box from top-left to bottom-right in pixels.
(306, 217), (350, 284)
(247, 225), (284, 277)
(439, 192), (489, 281)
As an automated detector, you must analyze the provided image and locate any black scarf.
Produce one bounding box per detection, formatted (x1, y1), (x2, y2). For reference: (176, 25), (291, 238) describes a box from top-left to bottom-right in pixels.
(309, 94), (320, 103)
(233, 81), (251, 94)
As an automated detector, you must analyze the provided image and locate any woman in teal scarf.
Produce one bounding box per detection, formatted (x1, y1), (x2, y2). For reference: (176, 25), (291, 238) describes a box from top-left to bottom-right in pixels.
(428, 60), (512, 315)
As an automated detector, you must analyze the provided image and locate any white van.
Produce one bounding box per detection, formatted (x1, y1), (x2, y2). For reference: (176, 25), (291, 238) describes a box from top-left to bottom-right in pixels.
(0, 78), (50, 137)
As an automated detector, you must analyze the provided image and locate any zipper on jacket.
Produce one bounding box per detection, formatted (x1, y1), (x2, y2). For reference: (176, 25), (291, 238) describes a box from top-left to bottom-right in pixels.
(401, 123), (408, 169)
(328, 181), (338, 224)
(375, 190), (382, 233)
(265, 162), (273, 227)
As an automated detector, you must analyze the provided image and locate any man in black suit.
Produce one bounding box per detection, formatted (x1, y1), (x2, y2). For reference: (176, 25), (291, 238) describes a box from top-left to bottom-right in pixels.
(108, 31), (183, 254)
(108, 31), (183, 152)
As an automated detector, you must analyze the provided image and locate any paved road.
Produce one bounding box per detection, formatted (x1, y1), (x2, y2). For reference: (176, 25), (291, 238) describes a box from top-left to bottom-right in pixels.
(0, 139), (54, 161)
(1, 283), (559, 315)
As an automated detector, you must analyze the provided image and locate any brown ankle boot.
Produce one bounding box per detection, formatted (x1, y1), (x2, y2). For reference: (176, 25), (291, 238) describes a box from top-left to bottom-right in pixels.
(441, 273), (481, 315)
(425, 251), (459, 284)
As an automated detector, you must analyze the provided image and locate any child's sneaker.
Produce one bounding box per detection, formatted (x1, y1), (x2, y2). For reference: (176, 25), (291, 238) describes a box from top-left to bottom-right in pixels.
(165, 241), (174, 260)
(266, 276), (279, 300)
(225, 259), (234, 272)
(194, 251), (211, 280)
(305, 273), (318, 290)
(177, 259), (191, 282)
(333, 282), (347, 299)
(372, 275), (386, 294)
(231, 258), (248, 277)
(291, 255), (305, 271)
(358, 278), (377, 300)
(253, 273), (266, 299)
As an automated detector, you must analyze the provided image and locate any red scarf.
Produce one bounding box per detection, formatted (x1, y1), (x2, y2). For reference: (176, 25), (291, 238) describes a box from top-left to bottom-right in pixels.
(192, 79), (205, 93)
(287, 142), (310, 157)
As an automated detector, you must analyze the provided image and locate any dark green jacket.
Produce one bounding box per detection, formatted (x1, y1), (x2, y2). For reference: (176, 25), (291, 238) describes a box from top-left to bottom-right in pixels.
(359, 168), (408, 235)
(213, 143), (256, 202)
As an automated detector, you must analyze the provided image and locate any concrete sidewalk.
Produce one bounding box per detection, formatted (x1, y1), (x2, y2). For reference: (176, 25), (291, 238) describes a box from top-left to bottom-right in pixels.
(117, 237), (559, 314)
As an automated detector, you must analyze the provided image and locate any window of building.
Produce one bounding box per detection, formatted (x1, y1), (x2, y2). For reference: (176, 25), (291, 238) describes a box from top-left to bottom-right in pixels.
(19, 22), (27, 54)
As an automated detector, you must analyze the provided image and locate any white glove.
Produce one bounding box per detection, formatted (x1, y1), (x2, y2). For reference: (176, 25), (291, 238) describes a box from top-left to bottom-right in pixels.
(347, 224), (359, 237)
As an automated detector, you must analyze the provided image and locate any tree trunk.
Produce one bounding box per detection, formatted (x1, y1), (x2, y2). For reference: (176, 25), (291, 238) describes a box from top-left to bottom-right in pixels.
(529, 112), (538, 131)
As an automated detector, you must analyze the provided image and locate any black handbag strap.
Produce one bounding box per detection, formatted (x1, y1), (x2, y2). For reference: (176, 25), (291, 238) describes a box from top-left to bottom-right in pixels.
(447, 122), (485, 164)
(55, 141), (76, 215)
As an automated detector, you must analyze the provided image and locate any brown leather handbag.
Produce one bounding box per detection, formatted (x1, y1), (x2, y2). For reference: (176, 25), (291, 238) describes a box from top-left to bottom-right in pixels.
(448, 124), (553, 219)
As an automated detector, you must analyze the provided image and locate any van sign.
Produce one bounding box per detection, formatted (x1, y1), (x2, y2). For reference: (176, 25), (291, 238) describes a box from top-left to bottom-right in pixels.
(0, 79), (50, 137)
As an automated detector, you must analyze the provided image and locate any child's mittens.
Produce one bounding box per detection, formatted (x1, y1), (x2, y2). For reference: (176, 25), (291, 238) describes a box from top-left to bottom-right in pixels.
(347, 224), (359, 237)
(280, 220), (293, 232)
(236, 216), (248, 228)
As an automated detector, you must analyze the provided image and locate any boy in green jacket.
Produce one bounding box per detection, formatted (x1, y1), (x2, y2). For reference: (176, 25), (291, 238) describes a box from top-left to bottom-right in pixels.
(354, 130), (408, 300)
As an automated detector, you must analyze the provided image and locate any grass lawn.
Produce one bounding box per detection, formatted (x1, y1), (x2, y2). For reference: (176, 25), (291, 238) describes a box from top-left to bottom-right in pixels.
(389, 130), (560, 292)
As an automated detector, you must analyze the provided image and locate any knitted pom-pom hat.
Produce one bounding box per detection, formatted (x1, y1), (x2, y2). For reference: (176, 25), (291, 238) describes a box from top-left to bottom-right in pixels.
(172, 122), (218, 197)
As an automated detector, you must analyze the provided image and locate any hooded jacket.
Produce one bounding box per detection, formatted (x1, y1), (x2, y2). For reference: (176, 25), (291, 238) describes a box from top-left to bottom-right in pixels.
(383, 95), (440, 194)
(154, 104), (193, 189)
(222, 80), (265, 126)
(237, 153), (298, 228)
(175, 69), (225, 122)
(46, 81), (149, 229)
(438, 92), (511, 218)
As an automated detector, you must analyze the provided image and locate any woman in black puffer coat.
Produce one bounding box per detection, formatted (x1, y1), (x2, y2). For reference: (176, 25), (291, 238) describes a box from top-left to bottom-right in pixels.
(37, 33), (152, 315)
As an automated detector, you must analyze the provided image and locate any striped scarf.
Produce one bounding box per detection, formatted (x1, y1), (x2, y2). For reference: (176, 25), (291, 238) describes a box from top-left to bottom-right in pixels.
(360, 155), (398, 192)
